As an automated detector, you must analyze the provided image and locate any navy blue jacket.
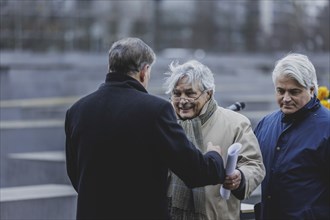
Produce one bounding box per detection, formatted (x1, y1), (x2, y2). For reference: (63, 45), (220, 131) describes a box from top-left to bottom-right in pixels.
(254, 97), (330, 220)
(65, 73), (225, 220)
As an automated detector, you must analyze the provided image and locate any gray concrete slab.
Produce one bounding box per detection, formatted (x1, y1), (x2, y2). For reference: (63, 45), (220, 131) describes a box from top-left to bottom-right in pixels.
(2, 151), (70, 187)
(0, 184), (77, 220)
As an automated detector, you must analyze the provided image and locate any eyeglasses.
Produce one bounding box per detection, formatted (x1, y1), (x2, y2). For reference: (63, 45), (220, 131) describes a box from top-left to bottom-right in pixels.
(170, 90), (207, 103)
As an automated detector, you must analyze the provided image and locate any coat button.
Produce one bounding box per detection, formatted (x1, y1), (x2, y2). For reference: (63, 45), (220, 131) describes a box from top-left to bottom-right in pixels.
(267, 195), (271, 199)
(276, 147), (281, 151)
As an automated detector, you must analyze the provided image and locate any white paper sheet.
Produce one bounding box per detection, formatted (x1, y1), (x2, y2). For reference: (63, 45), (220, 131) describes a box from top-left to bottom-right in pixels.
(220, 142), (242, 200)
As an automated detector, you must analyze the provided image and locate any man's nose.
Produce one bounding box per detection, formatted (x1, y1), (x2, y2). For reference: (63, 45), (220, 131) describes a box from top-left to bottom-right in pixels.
(178, 97), (189, 103)
(283, 92), (291, 102)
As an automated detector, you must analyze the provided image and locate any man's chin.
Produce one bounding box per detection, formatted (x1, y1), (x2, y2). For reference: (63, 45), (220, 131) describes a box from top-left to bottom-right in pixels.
(179, 114), (194, 120)
(281, 107), (296, 115)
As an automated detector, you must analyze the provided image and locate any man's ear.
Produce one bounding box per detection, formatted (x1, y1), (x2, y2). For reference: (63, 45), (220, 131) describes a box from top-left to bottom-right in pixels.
(207, 90), (213, 100)
(139, 64), (149, 82)
(139, 71), (145, 83)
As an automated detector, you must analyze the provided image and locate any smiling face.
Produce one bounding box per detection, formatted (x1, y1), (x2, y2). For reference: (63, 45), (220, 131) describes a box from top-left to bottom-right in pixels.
(275, 75), (314, 115)
(171, 77), (211, 119)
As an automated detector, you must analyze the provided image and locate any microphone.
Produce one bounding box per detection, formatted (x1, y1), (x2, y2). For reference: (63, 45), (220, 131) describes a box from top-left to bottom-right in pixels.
(226, 102), (246, 111)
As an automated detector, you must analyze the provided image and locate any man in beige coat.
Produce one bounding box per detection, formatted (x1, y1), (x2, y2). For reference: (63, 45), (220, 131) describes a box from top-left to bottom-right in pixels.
(164, 60), (265, 220)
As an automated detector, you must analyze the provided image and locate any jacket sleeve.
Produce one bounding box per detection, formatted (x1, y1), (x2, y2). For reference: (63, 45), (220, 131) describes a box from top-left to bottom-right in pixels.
(318, 136), (330, 186)
(154, 102), (226, 188)
(235, 118), (265, 199)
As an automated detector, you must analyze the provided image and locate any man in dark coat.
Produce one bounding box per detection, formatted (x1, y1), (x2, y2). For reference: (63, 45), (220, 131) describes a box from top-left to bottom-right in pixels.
(65, 37), (226, 220)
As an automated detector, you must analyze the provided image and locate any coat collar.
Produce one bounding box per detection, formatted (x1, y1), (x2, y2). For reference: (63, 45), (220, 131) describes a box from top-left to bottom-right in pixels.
(281, 96), (320, 123)
(104, 72), (148, 93)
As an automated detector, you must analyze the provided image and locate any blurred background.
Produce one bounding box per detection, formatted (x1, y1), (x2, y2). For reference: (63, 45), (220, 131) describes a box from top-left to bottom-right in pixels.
(0, 0), (329, 219)
(1, 0), (329, 52)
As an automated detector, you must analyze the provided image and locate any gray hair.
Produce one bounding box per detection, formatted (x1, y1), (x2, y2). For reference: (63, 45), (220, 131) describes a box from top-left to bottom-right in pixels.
(163, 60), (215, 94)
(272, 53), (318, 95)
(108, 37), (156, 75)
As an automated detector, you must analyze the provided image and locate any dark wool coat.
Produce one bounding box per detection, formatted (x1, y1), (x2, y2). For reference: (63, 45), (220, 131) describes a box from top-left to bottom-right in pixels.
(65, 73), (225, 220)
(254, 97), (330, 220)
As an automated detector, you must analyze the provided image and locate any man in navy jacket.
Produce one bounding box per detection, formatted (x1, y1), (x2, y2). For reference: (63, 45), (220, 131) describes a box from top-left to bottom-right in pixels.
(65, 37), (226, 220)
(254, 53), (330, 220)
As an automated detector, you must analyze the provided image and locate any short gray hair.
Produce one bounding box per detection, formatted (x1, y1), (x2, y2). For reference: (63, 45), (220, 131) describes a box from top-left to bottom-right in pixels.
(163, 60), (215, 94)
(108, 37), (156, 75)
(272, 53), (318, 95)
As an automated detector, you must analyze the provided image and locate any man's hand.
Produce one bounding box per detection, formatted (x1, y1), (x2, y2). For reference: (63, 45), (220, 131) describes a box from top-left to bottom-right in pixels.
(206, 141), (223, 157)
(222, 169), (241, 190)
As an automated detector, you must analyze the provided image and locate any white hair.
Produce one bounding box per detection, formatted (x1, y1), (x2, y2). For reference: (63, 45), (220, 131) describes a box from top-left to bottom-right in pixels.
(163, 60), (215, 94)
(272, 53), (318, 95)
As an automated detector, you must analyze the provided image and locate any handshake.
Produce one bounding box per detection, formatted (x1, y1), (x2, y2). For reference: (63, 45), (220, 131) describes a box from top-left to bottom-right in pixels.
(206, 141), (222, 156)
(207, 141), (242, 197)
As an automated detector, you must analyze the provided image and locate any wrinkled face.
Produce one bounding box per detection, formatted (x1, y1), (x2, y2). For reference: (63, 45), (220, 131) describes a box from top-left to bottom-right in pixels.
(275, 75), (313, 115)
(171, 77), (211, 119)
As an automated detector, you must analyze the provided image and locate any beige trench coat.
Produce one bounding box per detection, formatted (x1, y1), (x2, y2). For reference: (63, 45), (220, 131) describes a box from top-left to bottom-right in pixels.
(199, 105), (265, 220)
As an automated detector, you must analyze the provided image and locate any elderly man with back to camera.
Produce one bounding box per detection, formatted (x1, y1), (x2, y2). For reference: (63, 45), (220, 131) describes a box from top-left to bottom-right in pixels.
(65, 38), (228, 220)
(164, 60), (265, 220)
